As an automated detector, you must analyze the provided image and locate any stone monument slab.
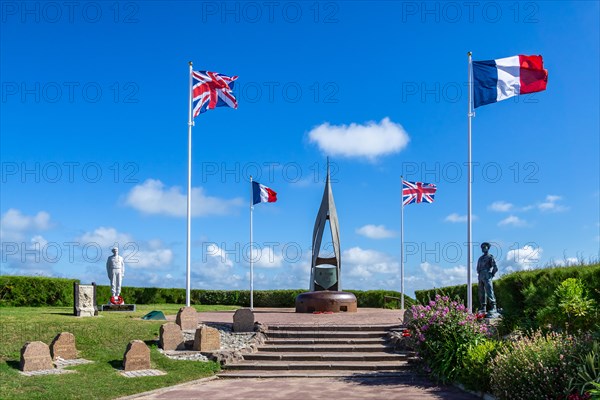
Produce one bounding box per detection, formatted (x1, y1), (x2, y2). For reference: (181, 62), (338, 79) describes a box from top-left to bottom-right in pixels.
(233, 308), (255, 332)
(20, 341), (54, 372)
(123, 340), (151, 371)
(50, 332), (77, 360)
(176, 306), (197, 330)
(159, 323), (185, 351)
(193, 326), (220, 351)
(73, 282), (98, 317)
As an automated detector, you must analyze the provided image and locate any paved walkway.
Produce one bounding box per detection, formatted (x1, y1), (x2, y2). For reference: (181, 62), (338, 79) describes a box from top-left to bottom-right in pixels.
(168, 307), (407, 326)
(125, 308), (477, 400)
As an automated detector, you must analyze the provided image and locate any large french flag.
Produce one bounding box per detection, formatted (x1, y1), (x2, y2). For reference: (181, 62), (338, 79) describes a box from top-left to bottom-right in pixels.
(252, 181), (277, 205)
(472, 55), (548, 108)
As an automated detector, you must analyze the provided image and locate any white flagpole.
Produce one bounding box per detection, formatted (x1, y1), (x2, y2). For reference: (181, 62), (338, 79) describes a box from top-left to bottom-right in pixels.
(400, 176), (405, 310)
(186, 61), (193, 307)
(467, 52), (474, 312)
(250, 176), (254, 310)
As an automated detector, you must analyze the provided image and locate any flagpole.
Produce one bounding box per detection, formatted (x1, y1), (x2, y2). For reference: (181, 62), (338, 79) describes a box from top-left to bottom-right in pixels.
(400, 176), (405, 310)
(250, 176), (254, 310)
(185, 61), (193, 308)
(467, 52), (474, 313)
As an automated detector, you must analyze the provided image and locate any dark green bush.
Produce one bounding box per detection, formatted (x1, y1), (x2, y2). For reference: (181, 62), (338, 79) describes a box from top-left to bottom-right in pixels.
(415, 264), (600, 331)
(0, 276), (79, 306)
(0, 276), (415, 308)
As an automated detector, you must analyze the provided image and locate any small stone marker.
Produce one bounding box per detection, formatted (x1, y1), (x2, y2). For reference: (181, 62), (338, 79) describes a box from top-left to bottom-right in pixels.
(20, 341), (54, 372)
(123, 340), (151, 371)
(233, 308), (255, 332)
(176, 306), (197, 330)
(402, 308), (414, 325)
(159, 323), (185, 351)
(193, 326), (221, 351)
(50, 332), (77, 360)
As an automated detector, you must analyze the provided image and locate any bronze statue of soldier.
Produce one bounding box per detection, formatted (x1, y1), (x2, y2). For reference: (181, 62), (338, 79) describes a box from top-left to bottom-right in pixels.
(477, 242), (499, 317)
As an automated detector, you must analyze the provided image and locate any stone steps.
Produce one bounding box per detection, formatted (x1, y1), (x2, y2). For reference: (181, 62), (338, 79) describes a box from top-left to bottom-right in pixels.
(267, 331), (389, 339)
(264, 338), (387, 345)
(219, 323), (412, 379)
(224, 360), (410, 370)
(243, 352), (408, 362)
(258, 344), (390, 352)
(219, 370), (416, 379)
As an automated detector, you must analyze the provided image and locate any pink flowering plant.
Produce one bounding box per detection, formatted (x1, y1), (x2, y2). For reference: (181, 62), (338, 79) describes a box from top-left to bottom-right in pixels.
(490, 330), (594, 400)
(407, 294), (491, 383)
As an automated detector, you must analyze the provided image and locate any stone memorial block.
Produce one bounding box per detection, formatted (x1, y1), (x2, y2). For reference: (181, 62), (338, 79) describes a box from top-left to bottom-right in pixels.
(176, 306), (197, 330)
(50, 332), (77, 360)
(233, 308), (255, 332)
(123, 340), (151, 371)
(159, 323), (185, 351)
(20, 341), (54, 372)
(193, 326), (221, 351)
(402, 308), (414, 326)
(74, 282), (98, 317)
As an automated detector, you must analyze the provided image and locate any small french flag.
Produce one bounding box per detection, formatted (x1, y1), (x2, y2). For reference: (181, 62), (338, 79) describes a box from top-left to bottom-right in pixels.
(473, 55), (548, 108)
(252, 181), (277, 205)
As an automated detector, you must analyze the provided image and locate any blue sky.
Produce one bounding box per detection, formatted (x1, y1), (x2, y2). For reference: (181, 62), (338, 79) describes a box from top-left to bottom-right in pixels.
(1, 1), (599, 297)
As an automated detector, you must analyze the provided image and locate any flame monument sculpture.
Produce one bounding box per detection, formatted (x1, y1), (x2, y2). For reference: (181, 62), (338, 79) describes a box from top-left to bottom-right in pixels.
(295, 160), (357, 313)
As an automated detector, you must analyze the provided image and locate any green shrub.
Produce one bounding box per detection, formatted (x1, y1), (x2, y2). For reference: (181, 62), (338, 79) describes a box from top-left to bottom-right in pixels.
(0, 276), (79, 306)
(458, 339), (503, 392)
(1, 276), (415, 308)
(536, 278), (597, 332)
(568, 341), (600, 398)
(407, 294), (490, 383)
(491, 330), (592, 400)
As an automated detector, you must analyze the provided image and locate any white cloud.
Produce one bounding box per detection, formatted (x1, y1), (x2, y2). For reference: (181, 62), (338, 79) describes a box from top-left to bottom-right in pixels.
(498, 215), (527, 227)
(538, 195), (567, 213)
(125, 179), (243, 217)
(251, 245), (284, 269)
(78, 226), (133, 249)
(488, 201), (513, 212)
(355, 224), (395, 239)
(308, 117), (410, 161)
(444, 213), (477, 223)
(0, 209), (52, 240)
(504, 245), (543, 272)
(343, 247), (399, 280)
(77, 227), (173, 270)
(419, 262), (467, 288)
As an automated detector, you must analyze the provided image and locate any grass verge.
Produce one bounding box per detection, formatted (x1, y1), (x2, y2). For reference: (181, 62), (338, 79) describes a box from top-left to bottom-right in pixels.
(0, 304), (239, 399)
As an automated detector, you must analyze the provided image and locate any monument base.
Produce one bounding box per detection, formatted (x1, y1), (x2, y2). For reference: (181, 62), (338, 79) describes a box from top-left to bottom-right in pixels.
(295, 291), (357, 313)
(101, 304), (136, 312)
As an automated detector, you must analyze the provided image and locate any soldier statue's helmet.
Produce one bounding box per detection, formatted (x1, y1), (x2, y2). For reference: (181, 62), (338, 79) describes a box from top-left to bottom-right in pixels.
(111, 247), (118, 252)
(481, 242), (491, 250)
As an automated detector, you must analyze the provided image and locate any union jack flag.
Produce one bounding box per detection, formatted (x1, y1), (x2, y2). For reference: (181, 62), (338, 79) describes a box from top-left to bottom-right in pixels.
(192, 70), (238, 118)
(402, 180), (437, 206)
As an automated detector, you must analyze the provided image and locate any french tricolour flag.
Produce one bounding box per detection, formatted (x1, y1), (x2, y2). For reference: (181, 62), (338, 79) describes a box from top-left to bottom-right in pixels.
(473, 55), (548, 108)
(252, 181), (277, 205)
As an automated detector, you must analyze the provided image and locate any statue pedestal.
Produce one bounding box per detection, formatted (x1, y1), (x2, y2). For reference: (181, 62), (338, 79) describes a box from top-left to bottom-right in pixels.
(295, 291), (357, 313)
(101, 304), (136, 312)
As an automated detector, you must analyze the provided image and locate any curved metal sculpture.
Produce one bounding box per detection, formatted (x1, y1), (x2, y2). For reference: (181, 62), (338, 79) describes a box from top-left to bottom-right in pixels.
(310, 159), (341, 291)
(296, 159), (357, 313)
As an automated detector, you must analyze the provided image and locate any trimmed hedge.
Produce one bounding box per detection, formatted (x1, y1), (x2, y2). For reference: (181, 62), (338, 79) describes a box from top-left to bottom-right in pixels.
(0, 276), (80, 307)
(0, 276), (416, 308)
(414, 264), (600, 324)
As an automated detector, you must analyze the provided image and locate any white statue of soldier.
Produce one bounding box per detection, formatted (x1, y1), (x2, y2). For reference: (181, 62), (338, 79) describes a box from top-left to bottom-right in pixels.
(106, 246), (125, 303)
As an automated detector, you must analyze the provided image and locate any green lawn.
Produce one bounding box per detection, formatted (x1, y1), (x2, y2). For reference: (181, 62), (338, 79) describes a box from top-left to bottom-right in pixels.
(0, 304), (239, 400)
